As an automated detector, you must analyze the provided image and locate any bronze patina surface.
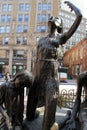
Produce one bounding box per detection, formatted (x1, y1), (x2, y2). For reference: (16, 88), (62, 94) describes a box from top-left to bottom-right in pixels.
(26, 1), (82, 130)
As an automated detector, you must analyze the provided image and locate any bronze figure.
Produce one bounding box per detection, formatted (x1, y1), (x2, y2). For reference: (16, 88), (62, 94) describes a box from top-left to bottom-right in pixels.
(65, 71), (87, 130)
(26, 1), (82, 130)
(0, 70), (33, 130)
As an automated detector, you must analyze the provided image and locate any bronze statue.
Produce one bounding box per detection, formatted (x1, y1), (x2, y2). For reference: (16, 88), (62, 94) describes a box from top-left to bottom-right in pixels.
(0, 70), (33, 130)
(26, 1), (82, 130)
(65, 71), (87, 130)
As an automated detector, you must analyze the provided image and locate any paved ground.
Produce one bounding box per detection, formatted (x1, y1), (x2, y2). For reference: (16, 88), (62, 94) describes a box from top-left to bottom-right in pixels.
(23, 105), (71, 130)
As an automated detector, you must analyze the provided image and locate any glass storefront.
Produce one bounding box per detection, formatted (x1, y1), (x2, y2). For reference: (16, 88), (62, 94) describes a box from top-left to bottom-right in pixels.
(0, 64), (8, 77)
(12, 65), (24, 76)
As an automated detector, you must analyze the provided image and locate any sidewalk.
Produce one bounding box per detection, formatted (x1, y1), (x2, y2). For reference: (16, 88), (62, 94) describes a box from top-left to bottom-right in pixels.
(60, 79), (77, 85)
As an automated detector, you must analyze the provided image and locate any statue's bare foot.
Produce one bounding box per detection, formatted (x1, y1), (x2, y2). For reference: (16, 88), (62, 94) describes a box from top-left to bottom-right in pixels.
(50, 122), (59, 130)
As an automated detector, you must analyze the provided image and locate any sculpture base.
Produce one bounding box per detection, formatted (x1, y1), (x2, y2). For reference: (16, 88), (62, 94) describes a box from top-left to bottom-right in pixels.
(23, 107), (71, 130)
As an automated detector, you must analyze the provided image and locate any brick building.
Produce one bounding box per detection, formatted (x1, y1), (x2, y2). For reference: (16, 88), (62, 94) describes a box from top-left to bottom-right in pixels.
(0, 0), (60, 76)
(63, 38), (87, 78)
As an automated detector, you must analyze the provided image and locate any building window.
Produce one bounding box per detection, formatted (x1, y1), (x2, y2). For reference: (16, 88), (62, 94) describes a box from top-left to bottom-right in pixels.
(48, 3), (52, 10)
(13, 50), (24, 57)
(2, 4), (7, 12)
(7, 15), (11, 22)
(0, 26), (5, 33)
(42, 3), (47, 11)
(17, 25), (22, 33)
(1, 15), (5, 23)
(18, 14), (23, 22)
(38, 3), (41, 10)
(22, 37), (27, 44)
(23, 25), (28, 32)
(4, 37), (9, 44)
(37, 14), (41, 22)
(12, 65), (16, 76)
(19, 3), (24, 11)
(36, 37), (40, 44)
(48, 14), (51, 20)
(8, 4), (12, 11)
(25, 3), (30, 11)
(36, 25), (41, 32)
(41, 25), (46, 32)
(38, 3), (51, 11)
(42, 14), (46, 22)
(24, 14), (29, 22)
(6, 26), (10, 33)
(16, 37), (21, 44)
(12, 65), (24, 76)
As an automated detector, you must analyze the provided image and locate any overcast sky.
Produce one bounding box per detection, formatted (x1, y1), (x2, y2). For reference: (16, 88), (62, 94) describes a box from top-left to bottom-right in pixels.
(61, 0), (87, 18)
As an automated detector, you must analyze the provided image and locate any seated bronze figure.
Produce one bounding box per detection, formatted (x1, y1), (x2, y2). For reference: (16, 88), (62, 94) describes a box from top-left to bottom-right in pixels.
(26, 1), (82, 130)
(0, 70), (33, 130)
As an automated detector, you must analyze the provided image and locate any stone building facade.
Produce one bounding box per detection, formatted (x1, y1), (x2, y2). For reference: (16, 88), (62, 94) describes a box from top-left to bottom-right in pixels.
(0, 0), (60, 76)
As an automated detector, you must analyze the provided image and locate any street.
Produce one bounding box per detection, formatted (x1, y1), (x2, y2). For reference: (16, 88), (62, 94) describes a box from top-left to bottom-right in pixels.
(59, 79), (77, 93)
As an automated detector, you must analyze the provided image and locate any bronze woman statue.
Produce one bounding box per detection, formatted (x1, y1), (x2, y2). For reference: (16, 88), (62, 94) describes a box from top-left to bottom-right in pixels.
(26, 1), (82, 130)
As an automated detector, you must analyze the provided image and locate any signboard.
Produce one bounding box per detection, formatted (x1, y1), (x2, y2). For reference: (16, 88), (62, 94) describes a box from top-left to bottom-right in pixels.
(58, 67), (68, 81)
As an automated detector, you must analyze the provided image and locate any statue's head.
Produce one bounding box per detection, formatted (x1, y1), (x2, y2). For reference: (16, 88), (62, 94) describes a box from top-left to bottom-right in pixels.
(48, 16), (63, 33)
(12, 70), (33, 89)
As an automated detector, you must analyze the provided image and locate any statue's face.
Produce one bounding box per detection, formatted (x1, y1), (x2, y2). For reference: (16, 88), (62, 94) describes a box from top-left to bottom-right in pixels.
(48, 16), (63, 34)
(13, 71), (33, 89)
(54, 17), (62, 28)
(48, 22), (56, 33)
(15, 76), (32, 89)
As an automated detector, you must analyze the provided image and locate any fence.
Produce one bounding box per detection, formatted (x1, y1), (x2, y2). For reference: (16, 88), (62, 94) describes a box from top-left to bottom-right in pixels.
(24, 87), (85, 109)
(58, 89), (85, 109)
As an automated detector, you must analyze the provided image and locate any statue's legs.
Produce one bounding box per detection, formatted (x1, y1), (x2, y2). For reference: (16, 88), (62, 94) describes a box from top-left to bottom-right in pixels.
(79, 102), (87, 130)
(42, 78), (58, 130)
(18, 89), (24, 124)
(26, 79), (40, 121)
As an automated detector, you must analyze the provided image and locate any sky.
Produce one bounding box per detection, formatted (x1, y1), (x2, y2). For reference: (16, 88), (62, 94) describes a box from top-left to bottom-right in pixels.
(62, 0), (87, 18)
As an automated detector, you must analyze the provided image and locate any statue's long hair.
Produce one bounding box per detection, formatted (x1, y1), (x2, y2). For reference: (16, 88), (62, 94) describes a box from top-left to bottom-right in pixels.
(11, 70), (34, 89)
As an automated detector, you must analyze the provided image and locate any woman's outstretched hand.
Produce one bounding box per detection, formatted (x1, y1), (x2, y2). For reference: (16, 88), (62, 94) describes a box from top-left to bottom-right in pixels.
(64, 1), (82, 16)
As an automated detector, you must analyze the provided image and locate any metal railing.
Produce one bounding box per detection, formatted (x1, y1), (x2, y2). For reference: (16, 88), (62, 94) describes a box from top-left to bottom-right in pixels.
(58, 89), (85, 109)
